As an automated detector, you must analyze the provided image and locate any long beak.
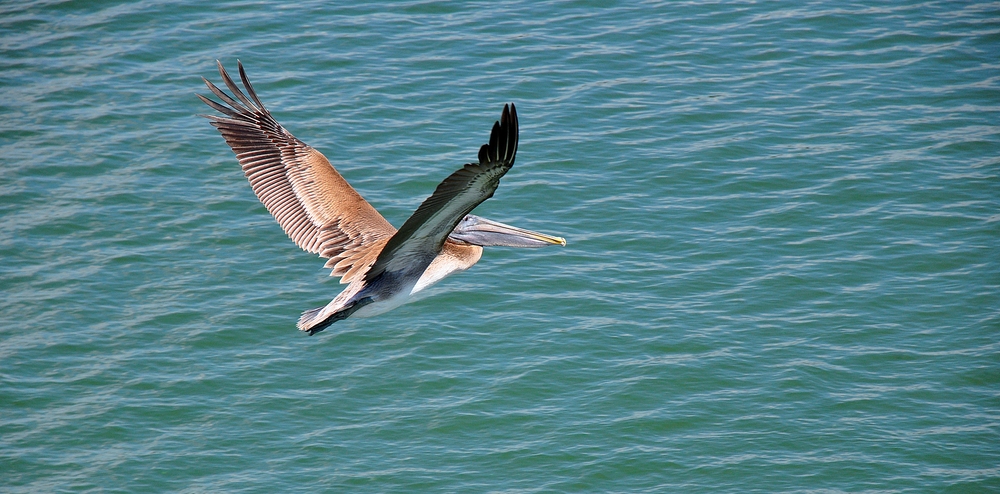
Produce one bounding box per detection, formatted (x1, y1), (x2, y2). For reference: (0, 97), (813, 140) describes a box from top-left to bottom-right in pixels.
(450, 215), (567, 248)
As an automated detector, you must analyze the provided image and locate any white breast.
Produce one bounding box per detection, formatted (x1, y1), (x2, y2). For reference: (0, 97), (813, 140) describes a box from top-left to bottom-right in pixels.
(351, 242), (484, 319)
(411, 243), (483, 294)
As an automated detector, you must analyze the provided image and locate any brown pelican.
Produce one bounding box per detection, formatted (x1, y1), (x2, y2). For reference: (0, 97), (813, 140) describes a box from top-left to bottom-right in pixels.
(198, 61), (565, 335)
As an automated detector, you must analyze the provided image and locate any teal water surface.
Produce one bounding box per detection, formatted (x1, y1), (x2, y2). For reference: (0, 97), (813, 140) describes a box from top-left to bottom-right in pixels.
(2, 1), (999, 492)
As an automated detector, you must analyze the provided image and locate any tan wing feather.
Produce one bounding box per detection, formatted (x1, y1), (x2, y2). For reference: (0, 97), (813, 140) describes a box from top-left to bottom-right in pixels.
(198, 61), (395, 283)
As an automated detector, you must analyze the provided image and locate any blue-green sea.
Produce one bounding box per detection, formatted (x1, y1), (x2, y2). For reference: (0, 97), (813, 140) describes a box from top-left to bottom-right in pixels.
(2, 1), (998, 492)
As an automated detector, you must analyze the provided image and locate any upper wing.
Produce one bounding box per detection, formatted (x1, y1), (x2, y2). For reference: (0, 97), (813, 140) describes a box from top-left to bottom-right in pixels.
(365, 103), (518, 282)
(198, 61), (396, 283)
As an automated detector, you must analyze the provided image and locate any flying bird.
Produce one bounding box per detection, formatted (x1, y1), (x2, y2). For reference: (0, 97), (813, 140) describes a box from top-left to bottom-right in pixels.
(199, 61), (565, 335)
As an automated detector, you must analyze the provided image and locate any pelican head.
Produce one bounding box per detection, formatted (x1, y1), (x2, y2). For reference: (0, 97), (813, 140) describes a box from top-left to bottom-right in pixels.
(448, 214), (566, 248)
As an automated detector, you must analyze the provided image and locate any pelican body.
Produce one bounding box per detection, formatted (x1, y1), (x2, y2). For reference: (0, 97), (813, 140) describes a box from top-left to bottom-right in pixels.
(199, 61), (565, 335)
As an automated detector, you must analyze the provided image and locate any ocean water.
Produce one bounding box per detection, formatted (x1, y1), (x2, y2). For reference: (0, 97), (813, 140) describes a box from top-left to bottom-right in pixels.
(2, 0), (998, 492)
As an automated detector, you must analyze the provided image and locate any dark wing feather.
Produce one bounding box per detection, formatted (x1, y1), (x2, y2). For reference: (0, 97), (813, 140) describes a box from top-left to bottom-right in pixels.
(365, 103), (518, 282)
(198, 61), (396, 284)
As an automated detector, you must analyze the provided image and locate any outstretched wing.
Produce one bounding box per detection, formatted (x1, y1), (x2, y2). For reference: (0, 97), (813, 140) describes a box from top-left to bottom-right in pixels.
(365, 103), (518, 282)
(198, 60), (396, 284)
